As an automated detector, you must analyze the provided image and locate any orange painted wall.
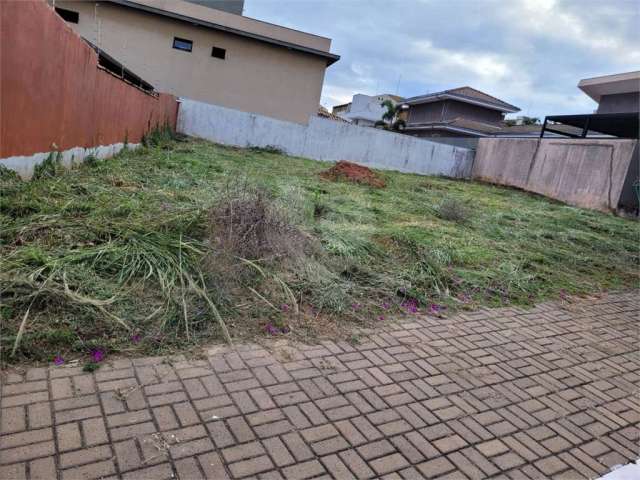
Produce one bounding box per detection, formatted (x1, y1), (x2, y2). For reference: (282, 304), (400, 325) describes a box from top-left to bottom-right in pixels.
(0, 0), (178, 158)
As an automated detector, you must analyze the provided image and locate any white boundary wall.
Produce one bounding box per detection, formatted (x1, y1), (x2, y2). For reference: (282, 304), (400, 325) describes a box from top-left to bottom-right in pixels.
(177, 99), (475, 177)
(0, 143), (140, 179)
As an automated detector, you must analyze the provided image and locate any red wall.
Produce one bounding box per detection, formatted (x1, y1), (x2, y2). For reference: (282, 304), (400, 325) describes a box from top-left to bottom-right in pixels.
(0, 1), (179, 158)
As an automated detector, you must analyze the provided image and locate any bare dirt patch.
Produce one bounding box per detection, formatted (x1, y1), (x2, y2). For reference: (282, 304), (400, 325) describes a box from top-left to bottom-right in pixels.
(320, 160), (386, 188)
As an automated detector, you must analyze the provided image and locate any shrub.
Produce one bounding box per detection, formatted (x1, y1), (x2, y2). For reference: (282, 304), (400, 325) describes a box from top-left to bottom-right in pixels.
(208, 184), (307, 264)
(436, 198), (471, 223)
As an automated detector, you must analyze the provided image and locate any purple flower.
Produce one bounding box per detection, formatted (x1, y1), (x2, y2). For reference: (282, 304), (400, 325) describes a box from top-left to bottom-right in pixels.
(281, 326), (291, 334)
(265, 324), (280, 335)
(351, 303), (361, 310)
(381, 302), (390, 310)
(377, 315), (385, 321)
(401, 298), (419, 313)
(53, 355), (65, 366)
(430, 304), (441, 313)
(131, 334), (142, 344)
(281, 304), (289, 312)
(90, 349), (105, 363)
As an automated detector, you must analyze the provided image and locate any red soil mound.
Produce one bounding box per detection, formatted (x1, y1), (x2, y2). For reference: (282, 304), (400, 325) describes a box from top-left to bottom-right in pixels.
(320, 161), (386, 188)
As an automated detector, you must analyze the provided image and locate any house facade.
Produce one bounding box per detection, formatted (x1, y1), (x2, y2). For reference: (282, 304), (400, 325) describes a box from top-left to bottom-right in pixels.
(403, 87), (520, 138)
(332, 94), (405, 126)
(52, 0), (339, 124)
(578, 71), (640, 114)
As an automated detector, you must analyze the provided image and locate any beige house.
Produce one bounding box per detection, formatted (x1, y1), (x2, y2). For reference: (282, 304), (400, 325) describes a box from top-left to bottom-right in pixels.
(52, 0), (339, 124)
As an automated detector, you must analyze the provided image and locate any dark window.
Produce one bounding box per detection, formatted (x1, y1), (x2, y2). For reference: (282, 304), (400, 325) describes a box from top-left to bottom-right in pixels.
(173, 37), (193, 52)
(55, 7), (79, 23)
(211, 46), (226, 59)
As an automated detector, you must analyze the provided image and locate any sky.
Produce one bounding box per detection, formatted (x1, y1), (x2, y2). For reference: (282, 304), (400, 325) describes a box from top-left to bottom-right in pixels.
(244, 0), (640, 119)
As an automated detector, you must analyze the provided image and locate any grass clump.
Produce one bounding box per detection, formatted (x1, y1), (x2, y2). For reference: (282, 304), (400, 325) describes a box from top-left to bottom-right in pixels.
(32, 152), (64, 180)
(1, 137), (638, 364)
(436, 197), (472, 223)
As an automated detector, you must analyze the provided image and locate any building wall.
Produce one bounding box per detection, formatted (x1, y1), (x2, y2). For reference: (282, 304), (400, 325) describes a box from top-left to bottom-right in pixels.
(55, 1), (330, 124)
(407, 102), (445, 123)
(407, 100), (503, 125)
(184, 0), (244, 15)
(0, 0), (178, 176)
(596, 92), (640, 114)
(332, 104), (350, 115)
(442, 100), (503, 124)
(178, 98), (475, 178)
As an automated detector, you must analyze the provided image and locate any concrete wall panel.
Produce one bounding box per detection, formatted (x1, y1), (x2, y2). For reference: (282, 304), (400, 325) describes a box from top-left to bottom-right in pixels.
(0, 1), (178, 160)
(473, 137), (638, 211)
(178, 99), (475, 177)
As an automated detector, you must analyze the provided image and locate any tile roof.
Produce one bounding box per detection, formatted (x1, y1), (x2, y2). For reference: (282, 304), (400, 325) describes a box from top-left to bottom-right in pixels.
(405, 117), (502, 135)
(404, 86), (519, 112)
(318, 105), (350, 122)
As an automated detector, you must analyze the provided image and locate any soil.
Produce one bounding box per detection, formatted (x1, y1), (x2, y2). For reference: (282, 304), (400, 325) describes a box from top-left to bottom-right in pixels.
(320, 161), (386, 188)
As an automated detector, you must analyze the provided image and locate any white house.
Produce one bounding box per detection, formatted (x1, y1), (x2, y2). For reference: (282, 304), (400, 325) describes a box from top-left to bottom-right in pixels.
(332, 93), (404, 127)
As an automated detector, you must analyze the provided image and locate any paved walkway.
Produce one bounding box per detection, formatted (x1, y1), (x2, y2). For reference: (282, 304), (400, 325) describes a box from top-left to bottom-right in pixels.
(1, 292), (638, 480)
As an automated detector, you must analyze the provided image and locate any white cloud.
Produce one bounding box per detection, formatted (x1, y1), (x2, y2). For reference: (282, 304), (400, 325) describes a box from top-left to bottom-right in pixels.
(245, 0), (639, 117)
(411, 41), (511, 81)
(502, 0), (640, 65)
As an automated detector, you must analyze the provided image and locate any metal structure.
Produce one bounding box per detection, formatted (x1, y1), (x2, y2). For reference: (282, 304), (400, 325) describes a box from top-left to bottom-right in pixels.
(540, 112), (639, 139)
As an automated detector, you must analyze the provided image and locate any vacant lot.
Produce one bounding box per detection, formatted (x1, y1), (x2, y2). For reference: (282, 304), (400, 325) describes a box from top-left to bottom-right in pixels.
(1, 136), (638, 364)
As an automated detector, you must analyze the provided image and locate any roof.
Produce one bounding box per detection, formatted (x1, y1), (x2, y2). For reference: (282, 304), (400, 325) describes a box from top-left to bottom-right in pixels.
(404, 86), (520, 113)
(578, 71), (640, 103)
(106, 0), (340, 65)
(318, 105), (350, 123)
(404, 117), (502, 136)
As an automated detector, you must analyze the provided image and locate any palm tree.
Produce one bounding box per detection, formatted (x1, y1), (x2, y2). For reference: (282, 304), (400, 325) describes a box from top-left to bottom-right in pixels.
(375, 99), (406, 131)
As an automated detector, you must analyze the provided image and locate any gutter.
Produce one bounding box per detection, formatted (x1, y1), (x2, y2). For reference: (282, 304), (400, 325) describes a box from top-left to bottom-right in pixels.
(404, 124), (491, 137)
(106, 0), (340, 66)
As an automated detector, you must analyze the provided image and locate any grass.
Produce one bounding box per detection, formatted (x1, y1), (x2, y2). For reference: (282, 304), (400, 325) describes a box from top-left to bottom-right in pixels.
(1, 137), (638, 364)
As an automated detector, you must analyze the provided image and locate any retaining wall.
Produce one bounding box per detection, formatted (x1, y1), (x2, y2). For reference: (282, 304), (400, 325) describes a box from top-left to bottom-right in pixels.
(473, 137), (639, 212)
(0, 0), (178, 177)
(178, 98), (475, 177)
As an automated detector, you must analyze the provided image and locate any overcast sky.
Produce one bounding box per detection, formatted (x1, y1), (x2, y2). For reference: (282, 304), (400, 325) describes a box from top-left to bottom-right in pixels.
(244, 0), (639, 118)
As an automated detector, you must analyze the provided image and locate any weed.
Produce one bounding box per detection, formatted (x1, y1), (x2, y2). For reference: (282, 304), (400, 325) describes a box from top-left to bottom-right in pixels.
(142, 122), (177, 149)
(312, 192), (329, 219)
(0, 164), (19, 180)
(1, 137), (637, 363)
(32, 152), (63, 180)
(82, 362), (100, 372)
(84, 154), (99, 167)
(436, 197), (472, 222)
(248, 145), (286, 155)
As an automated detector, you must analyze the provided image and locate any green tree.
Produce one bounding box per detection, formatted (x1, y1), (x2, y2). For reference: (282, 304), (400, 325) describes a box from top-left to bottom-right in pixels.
(521, 116), (541, 125)
(375, 99), (406, 131)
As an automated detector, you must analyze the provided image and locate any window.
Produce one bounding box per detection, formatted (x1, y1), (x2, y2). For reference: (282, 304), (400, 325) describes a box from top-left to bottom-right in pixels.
(55, 7), (79, 24)
(172, 37), (193, 52)
(211, 46), (226, 59)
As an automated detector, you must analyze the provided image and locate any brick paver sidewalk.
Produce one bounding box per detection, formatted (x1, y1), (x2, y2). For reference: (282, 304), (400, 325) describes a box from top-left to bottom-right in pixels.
(1, 292), (639, 480)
